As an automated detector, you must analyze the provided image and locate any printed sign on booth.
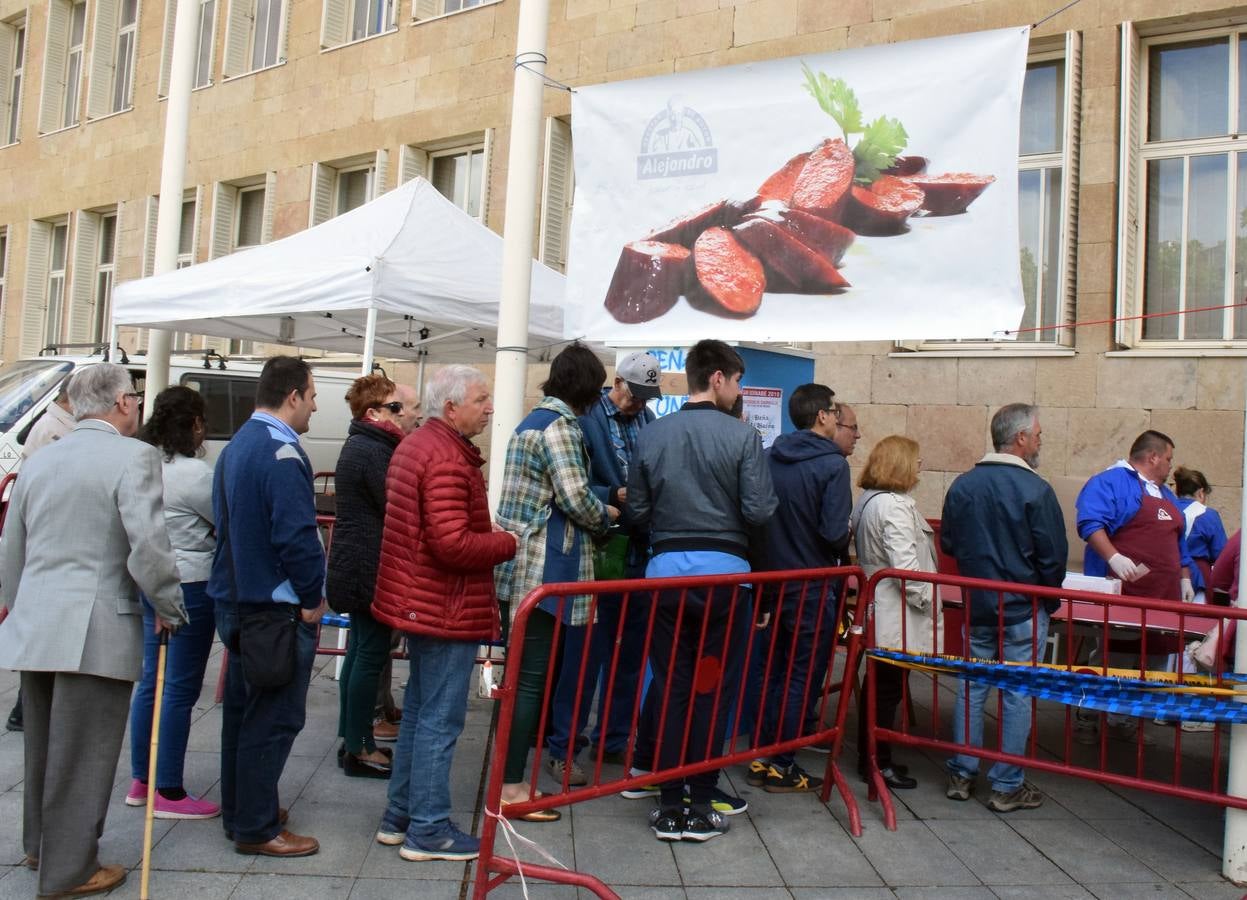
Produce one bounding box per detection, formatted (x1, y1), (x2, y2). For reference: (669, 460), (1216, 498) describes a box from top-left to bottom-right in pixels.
(567, 28), (1030, 344)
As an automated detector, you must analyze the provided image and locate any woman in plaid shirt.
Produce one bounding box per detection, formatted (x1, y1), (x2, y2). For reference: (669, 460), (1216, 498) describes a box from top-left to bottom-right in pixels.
(495, 343), (619, 818)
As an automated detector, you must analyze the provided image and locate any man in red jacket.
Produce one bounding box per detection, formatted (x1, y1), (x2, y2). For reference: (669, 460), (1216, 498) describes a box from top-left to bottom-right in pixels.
(370, 365), (517, 862)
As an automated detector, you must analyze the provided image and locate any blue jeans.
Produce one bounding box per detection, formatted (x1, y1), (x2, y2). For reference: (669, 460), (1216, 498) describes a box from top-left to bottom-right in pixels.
(385, 636), (477, 838)
(130, 583), (217, 789)
(216, 602), (317, 844)
(947, 609), (1049, 793)
(547, 586), (649, 758)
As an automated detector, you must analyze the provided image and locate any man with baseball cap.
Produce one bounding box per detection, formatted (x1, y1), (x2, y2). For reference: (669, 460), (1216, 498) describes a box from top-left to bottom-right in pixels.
(544, 352), (663, 780)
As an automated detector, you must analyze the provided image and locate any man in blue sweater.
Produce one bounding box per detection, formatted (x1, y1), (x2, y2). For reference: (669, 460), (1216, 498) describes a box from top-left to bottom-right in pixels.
(210, 356), (327, 858)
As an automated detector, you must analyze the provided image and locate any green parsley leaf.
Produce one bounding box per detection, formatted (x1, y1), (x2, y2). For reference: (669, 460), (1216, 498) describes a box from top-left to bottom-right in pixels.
(852, 116), (908, 184)
(800, 63), (863, 141)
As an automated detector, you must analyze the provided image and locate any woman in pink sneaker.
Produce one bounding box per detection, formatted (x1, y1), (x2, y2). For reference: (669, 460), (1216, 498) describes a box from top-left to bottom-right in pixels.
(125, 386), (221, 819)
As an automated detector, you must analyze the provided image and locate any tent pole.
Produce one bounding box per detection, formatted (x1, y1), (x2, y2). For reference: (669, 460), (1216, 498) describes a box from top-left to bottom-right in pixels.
(142, 0), (198, 418)
(1222, 387), (1247, 883)
(417, 356), (427, 399)
(361, 307), (378, 375)
(487, 0), (550, 512)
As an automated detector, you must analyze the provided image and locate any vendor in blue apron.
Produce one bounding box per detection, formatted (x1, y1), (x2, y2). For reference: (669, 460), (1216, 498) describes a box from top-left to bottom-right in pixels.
(1073, 429), (1193, 743)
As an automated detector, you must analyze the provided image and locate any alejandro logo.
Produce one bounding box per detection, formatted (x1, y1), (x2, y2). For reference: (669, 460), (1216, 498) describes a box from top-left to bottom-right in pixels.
(637, 98), (718, 181)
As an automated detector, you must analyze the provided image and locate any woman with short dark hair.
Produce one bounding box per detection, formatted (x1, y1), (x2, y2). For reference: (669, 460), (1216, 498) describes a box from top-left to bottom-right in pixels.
(330, 373), (407, 778)
(494, 343), (618, 817)
(126, 386), (220, 819)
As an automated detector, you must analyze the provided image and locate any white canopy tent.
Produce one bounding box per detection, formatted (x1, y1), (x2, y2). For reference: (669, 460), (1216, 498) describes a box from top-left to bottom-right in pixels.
(111, 177), (571, 368)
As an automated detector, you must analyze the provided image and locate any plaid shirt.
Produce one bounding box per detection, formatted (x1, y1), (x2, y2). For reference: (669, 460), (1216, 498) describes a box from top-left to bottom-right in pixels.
(600, 389), (642, 483)
(494, 397), (611, 625)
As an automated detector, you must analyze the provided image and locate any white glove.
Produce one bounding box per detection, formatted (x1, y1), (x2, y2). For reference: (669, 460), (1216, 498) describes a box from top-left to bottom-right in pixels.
(1181, 577), (1195, 603)
(1107, 552), (1145, 583)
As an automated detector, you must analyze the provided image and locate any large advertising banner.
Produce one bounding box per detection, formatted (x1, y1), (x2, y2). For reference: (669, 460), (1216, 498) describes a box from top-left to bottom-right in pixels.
(566, 28), (1030, 344)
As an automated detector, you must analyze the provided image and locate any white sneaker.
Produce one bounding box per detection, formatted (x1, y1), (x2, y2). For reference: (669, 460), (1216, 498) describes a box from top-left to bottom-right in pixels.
(1181, 720), (1216, 733)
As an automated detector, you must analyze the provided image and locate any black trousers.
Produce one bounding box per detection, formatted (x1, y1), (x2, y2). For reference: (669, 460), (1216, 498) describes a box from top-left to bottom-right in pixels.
(648, 584), (749, 808)
(858, 663), (905, 768)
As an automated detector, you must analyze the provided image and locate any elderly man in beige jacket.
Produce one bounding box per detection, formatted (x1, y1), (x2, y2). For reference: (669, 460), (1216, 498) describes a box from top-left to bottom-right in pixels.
(0, 362), (187, 899)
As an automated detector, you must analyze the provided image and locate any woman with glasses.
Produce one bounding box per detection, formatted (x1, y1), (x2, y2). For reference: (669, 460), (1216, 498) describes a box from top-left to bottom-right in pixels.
(330, 374), (407, 778)
(126, 386), (220, 819)
(850, 435), (940, 791)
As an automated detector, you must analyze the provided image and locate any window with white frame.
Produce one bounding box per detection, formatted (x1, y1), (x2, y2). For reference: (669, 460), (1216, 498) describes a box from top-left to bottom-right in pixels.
(902, 36), (1080, 352)
(39, 0), (86, 132)
(221, 0), (285, 77)
(0, 16), (25, 145)
(321, 0), (394, 48)
(413, 0), (489, 21)
(209, 174), (274, 257)
(68, 208), (117, 344)
(142, 188), (201, 275)
(45, 221), (68, 347)
(87, 0), (138, 118)
(159, 0), (214, 95)
(309, 151), (387, 225)
(1119, 23), (1247, 345)
(399, 135), (492, 221)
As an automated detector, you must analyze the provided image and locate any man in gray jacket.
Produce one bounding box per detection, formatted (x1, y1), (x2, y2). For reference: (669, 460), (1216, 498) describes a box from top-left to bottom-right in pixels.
(628, 339), (777, 843)
(0, 363), (187, 898)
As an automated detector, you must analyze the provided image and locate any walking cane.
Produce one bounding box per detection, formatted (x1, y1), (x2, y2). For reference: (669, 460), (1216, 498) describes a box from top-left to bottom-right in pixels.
(140, 630), (169, 900)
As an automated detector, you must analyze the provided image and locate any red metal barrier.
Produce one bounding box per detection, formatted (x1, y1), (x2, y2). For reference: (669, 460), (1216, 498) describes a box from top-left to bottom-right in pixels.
(475, 566), (866, 899)
(858, 567), (1247, 830)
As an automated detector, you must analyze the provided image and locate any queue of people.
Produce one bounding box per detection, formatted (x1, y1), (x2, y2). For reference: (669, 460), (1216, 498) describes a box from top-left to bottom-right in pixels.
(0, 346), (1235, 894)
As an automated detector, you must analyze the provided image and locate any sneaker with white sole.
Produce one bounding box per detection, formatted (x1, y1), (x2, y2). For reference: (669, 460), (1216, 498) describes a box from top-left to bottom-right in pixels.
(375, 810), (409, 846)
(988, 781), (1044, 813)
(545, 756), (588, 787)
(399, 822), (479, 861)
(124, 779), (147, 807)
(620, 768), (659, 799)
(650, 808), (684, 842)
(681, 809), (729, 842)
(153, 793), (220, 820)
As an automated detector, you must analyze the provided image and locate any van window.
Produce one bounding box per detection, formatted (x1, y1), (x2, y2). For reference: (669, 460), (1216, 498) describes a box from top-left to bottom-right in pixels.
(180, 373), (256, 440)
(0, 360), (73, 433)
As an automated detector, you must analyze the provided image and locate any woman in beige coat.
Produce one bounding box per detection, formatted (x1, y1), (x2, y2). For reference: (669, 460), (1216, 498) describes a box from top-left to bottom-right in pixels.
(851, 435), (941, 790)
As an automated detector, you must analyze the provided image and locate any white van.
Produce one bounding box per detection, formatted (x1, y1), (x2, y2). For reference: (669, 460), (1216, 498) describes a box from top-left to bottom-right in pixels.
(0, 352), (359, 476)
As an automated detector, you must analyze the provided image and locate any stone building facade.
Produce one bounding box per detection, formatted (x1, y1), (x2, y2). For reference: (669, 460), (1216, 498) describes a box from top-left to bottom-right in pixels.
(0, 0), (1243, 529)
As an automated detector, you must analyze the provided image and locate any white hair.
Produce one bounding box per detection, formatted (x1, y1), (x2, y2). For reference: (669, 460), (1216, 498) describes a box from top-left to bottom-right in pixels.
(67, 363), (133, 420)
(424, 365), (486, 419)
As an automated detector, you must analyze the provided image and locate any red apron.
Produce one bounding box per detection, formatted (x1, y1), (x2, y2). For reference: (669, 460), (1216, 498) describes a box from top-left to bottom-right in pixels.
(1111, 490), (1183, 601)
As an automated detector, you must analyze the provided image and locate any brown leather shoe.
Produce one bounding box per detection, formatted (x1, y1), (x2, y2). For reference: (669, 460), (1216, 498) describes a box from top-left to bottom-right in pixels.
(235, 829), (319, 857)
(373, 719), (400, 742)
(36, 863), (126, 898)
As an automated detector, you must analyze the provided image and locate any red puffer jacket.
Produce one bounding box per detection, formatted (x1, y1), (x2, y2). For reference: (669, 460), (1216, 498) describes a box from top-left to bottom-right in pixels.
(372, 417), (516, 641)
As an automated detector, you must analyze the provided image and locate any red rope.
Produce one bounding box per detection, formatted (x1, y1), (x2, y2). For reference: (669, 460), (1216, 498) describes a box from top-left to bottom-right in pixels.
(998, 300), (1247, 338)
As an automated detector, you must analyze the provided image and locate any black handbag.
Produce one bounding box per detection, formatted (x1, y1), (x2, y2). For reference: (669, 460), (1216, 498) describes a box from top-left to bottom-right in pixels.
(239, 604), (300, 688)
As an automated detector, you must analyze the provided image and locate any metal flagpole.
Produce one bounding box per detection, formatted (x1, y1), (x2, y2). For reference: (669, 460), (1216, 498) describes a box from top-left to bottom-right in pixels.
(486, 0), (551, 512)
(142, 0), (199, 418)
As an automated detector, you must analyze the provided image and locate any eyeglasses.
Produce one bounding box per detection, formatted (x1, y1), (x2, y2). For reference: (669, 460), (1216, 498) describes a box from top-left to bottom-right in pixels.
(120, 391), (144, 404)
(375, 401), (404, 414)
(836, 422), (861, 435)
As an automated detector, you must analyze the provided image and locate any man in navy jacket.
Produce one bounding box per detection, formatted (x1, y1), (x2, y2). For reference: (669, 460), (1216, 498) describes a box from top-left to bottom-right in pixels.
(941, 403), (1066, 814)
(210, 356), (326, 858)
(546, 352), (660, 773)
(753, 385), (854, 794)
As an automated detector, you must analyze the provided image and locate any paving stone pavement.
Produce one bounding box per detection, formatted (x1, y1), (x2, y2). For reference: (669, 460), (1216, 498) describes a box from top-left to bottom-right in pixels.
(0, 634), (1242, 899)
